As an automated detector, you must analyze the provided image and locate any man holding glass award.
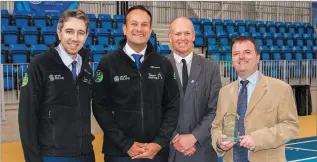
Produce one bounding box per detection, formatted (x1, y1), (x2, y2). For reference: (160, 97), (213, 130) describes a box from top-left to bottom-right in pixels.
(211, 36), (299, 162)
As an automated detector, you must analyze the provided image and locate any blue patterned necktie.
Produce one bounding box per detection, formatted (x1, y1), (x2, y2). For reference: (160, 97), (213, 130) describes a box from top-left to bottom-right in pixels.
(71, 61), (77, 80)
(132, 54), (143, 69)
(233, 80), (249, 162)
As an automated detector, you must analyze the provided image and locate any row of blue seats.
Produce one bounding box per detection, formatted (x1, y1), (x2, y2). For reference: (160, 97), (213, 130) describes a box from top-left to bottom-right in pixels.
(1, 43), (168, 63)
(1, 9), (124, 30)
(207, 45), (317, 61)
(194, 30), (317, 47)
(1, 25), (157, 47)
(190, 18), (315, 35)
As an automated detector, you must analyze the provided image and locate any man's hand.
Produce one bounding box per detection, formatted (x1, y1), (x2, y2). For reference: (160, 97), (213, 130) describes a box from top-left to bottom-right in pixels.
(127, 142), (147, 157)
(216, 134), (236, 151)
(131, 143), (162, 159)
(240, 135), (256, 151)
(183, 146), (196, 156)
(172, 134), (197, 153)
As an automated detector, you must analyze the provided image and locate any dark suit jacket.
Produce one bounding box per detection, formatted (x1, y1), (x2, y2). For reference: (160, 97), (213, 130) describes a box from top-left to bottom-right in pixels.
(167, 53), (222, 162)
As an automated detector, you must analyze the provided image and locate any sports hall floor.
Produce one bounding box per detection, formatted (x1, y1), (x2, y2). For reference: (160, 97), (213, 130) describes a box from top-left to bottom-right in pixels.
(2, 113), (316, 162)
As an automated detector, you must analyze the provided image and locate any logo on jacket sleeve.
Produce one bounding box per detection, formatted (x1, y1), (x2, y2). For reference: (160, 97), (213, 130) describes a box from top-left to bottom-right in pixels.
(95, 70), (104, 83)
(21, 73), (28, 87)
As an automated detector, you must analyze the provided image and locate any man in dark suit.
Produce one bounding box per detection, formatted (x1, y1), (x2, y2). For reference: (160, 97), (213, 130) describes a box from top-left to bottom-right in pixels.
(167, 17), (222, 162)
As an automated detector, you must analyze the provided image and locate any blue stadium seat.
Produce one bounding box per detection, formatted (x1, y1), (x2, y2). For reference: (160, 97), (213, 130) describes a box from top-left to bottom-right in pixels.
(221, 45), (232, 61)
(98, 14), (112, 31)
(2, 26), (18, 45)
(284, 33), (294, 46)
(150, 31), (156, 47)
(228, 32), (239, 41)
(285, 22), (295, 34)
(263, 33), (273, 46)
(256, 21), (266, 33)
(224, 20), (235, 33)
(217, 31), (228, 45)
(246, 20), (256, 33)
(91, 45), (105, 62)
(252, 32), (263, 46)
(270, 46), (281, 60)
(49, 12), (61, 27)
(87, 14), (97, 30)
(240, 32), (250, 37)
(22, 26), (38, 45)
(281, 46), (293, 60)
(111, 29), (124, 46)
(114, 15), (125, 30)
(212, 19), (224, 33)
(1, 44), (7, 63)
(207, 45), (221, 61)
(9, 44), (28, 63)
(303, 34), (313, 46)
(194, 29), (203, 47)
(266, 21), (276, 33)
(32, 12), (47, 28)
(313, 46), (317, 59)
(200, 18), (212, 33)
(107, 45), (118, 53)
(13, 11), (30, 28)
(95, 28), (110, 46)
(303, 23), (314, 34)
(41, 27), (57, 45)
(292, 46), (303, 60)
(294, 22), (304, 34)
(1, 9), (10, 27)
(259, 46), (270, 60)
(302, 46), (313, 60)
(204, 30), (216, 45)
(3, 64), (14, 90)
(189, 18), (200, 31)
(276, 22), (286, 33)
(30, 44), (47, 56)
(157, 45), (171, 56)
(313, 34), (317, 46)
(274, 33), (284, 46)
(17, 64), (28, 80)
(294, 33), (304, 46)
(235, 20), (245, 33)
(84, 28), (94, 47)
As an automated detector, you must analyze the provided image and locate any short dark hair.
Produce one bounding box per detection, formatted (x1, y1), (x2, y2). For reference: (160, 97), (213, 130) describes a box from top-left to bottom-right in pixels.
(231, 36), (259, 54)
(125, 5), (152, 26)
(57, 9), (90, 33)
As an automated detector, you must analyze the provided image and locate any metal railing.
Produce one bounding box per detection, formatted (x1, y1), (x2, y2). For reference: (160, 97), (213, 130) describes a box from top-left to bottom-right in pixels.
(1, 60), (316, 104)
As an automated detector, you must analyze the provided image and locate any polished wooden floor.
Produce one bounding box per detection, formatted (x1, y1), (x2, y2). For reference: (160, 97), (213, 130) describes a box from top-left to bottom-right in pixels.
(2, 113), (316, 162)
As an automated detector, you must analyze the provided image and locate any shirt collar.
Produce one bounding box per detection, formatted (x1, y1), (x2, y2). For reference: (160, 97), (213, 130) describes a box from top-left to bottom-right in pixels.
(56, 44), (80, 67)
(173, 52), (194, 64)
(238, 70), (259, 86)
(123, 43), (147, 56)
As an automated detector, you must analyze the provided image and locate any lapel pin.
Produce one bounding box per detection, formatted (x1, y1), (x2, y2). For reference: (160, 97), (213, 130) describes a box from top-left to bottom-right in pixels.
(191, 80), (195, 83)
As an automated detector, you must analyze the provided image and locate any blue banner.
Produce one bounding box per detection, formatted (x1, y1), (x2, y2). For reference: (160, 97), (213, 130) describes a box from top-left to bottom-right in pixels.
(14, 1), (78, 14)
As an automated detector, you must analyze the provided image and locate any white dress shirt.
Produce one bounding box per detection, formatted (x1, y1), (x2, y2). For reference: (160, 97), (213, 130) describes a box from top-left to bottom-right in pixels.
(123, 43), (147, 63)
(55, 44), (82, 76)
(238, 70), (260, 106)
(173, 52), (194, 85)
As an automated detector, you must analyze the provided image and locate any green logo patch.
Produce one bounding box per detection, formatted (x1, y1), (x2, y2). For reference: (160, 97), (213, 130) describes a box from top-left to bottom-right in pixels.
(95, 70), (103, 83)
(22, 73), (28, 87)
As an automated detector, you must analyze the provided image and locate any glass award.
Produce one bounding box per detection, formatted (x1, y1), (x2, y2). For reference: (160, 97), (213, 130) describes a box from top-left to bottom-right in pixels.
(222, 112), (240, 142)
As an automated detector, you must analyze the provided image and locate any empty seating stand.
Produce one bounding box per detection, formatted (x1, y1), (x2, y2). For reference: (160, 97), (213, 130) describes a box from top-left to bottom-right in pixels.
(259, 46), (270, 60)
(235, 20), (245, 33)
(41, 27), (57, 45)
(33, 12), (47, 28)
(49, 12), (61, 27)
(9, 44), (28, 63)
(3, 64), (14, 90)
(13, 11), (30, 28)
(111, 29), (124, 46)
(266, 21), (276, 33)
(224, 20), (235, 33)
(281, 46), (293, 60)
(256, 21), (266, 33)
(87, 14), (97, 30)
(208, 45), (221, 61)
(107, 45), (118, 53)
(246, 20), (256, 33)
(200, 18), (212, 33)
(1, 44), (7, 63)
(263, 32), (273, 46)
(304, 34), (313, 46)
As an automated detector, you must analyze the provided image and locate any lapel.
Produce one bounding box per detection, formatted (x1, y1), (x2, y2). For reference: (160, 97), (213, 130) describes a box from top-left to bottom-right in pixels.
(229, 80), (239, 113)
(184, 54), (201, 100)
(246, 72), (267, 116)
(167, 55), (184, 97)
